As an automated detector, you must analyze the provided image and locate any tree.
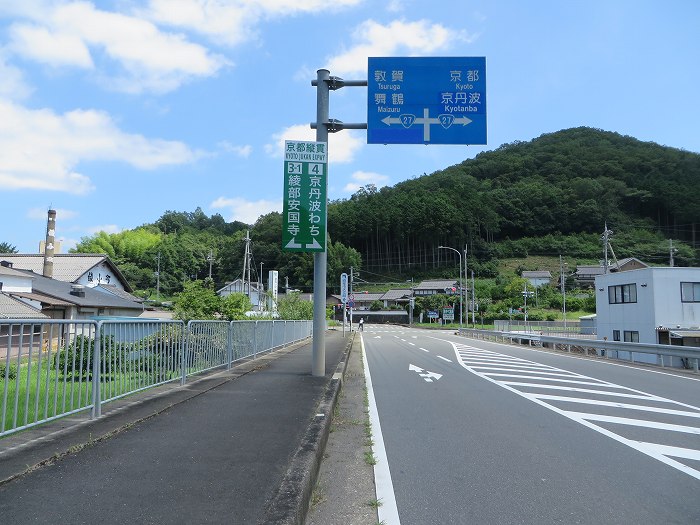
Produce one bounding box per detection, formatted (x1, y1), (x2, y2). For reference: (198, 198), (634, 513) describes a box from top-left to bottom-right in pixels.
(0, 242), (18, 253)
(277, 292), (314, 320)
(220, 293), (252, 320)
(173, 280), (221, 322)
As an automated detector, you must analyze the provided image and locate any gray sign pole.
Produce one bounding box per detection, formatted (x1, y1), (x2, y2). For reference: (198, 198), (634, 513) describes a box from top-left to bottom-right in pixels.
(312, 69), (330, 377)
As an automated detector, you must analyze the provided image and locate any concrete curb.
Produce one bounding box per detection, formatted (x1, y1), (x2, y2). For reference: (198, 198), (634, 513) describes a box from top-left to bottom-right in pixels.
(260, 333), (355, 525)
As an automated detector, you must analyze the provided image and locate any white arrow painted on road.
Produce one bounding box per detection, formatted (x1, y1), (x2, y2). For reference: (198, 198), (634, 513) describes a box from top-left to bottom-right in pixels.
(409, 364), (443, 383)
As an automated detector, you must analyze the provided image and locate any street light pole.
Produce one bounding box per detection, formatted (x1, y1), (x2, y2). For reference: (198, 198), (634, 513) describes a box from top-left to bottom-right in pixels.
(438, 246), (462, 329)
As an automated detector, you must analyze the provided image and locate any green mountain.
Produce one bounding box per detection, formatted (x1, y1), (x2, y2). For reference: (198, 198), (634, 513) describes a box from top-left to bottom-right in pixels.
(74, 127), (699, 296)
(328, 127), (699, 273)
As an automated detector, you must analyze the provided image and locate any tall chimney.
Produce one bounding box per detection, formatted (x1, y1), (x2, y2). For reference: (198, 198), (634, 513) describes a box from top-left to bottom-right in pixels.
(43, 209), (56, 278)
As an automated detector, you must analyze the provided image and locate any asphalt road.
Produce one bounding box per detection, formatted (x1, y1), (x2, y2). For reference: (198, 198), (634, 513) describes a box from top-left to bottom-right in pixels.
(363, 325), (700, 525)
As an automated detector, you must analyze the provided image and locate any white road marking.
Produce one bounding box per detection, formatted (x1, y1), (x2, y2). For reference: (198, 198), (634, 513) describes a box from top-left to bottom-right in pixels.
(420, 348), (429, 353)
(362, 335), (401, 525)
(437, 355), (452, 363)
(445, 339), (700, 481)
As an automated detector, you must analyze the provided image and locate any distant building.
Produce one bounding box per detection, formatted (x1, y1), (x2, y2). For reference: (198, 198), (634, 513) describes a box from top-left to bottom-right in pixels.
(595, 267), (700, 363)
(0, 265), (143, 320)
(380, 289), (413, 308)
(347, 292), (385, 311)
(0, 253), (132, 292)
(575, 258), (649, 288)
(217, 279), (265, 310)
(522, 270), (552, 287)
(413, 279), (460, 296)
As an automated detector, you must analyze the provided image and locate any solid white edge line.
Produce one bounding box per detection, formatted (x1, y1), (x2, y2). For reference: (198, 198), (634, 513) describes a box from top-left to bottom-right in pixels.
(361, 334), (401, 525)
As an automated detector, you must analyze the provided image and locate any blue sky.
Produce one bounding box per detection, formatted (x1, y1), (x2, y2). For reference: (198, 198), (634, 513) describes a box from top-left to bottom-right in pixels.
(1, 0), (698, 253)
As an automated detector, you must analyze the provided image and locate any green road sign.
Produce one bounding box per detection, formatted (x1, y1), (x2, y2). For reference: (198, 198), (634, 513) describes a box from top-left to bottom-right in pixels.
(443, 307), (455, 321)
(282, 140), (328, 252)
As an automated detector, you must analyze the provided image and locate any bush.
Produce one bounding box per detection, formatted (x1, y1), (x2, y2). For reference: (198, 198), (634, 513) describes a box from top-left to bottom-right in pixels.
(54, 334), (94, 377)
(54, 334), (125, 378)
(0, 362), (18, 380)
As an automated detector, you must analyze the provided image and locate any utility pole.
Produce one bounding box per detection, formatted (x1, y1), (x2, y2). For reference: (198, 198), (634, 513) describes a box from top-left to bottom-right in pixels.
(259, 261), (264, 311)
(155, 251), (161, 300)
(349, 266), (354, 332)
(669, 239), (676, 267)
(464, 244), (468, 327)
(602, 223), (613, 274)
(242, 230), (252, 300)
(207, 249), (214, 279)
(523, 282), (530, 325)
(471, 270), (476, 325)
(560, 255), (567, 330)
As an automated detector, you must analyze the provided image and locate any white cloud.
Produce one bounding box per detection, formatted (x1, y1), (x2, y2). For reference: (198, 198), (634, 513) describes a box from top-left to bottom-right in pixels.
(386, 0), (405, 13)
(9, 23), (94, 68)
(142, 0), (363, 47)
(210, 196), (282, 224)
(265, 124), (363, 163)
(0, 100), (200, 194)
(0, 49), (32, 100)
(27, 207), (79, 220)
(343, 170), (389, 193)
(87, 224), (122, 235)
(218, 141), (253, 158)
(5, 1), (229, 94)
(326, 19), (475, 76)
(57, 237), (79, 252)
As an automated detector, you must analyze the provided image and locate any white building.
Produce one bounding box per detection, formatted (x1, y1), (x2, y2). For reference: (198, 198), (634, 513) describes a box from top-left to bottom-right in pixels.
(595, 267), (700, 363)
(522, 270), (552, 287)
(217, 279), (265, 310)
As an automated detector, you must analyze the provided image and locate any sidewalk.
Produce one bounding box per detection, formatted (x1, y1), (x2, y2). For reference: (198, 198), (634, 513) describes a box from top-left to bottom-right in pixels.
(0, 330), (352, 525)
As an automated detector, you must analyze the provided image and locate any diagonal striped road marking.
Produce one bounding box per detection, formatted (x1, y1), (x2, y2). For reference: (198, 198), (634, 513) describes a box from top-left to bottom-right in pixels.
(447, 340), (700, 481)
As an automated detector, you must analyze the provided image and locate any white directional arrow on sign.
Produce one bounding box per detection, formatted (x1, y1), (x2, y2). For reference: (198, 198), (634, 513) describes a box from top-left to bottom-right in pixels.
(381, 108), (473, 142)
(285, 238), (302, 249)
(305, 238), (323, 250)
(409, 364), (443, 383)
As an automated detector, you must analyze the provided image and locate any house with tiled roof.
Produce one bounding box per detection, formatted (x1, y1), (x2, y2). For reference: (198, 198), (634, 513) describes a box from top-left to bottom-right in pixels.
(0, 266), (143, 320)
(413, 279), (460, 296)
(0, 253), (132, 292)
(380, 289), (412, 308)
(574, 258), (650, 288)
(522, 270), (552, 287)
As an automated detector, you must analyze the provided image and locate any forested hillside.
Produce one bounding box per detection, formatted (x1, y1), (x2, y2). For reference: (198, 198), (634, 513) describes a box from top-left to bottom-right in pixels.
(73, 127), (699, 296)
(328, 127), (699, 273)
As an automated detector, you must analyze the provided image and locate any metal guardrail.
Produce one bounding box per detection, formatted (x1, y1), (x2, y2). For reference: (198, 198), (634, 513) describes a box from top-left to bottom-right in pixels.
(1, 319), (313, 437)
(458, 328), (700, 373)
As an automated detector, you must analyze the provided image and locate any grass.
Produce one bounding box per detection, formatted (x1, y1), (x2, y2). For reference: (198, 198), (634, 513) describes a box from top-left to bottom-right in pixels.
(1, 357), (93, 434)
(1, 353), (183, 436)
(364, 450), (377, 466)
(368, 498), (383, 509)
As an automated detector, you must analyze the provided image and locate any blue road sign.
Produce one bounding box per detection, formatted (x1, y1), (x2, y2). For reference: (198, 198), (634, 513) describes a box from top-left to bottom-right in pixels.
(367, 57), (486, 145)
